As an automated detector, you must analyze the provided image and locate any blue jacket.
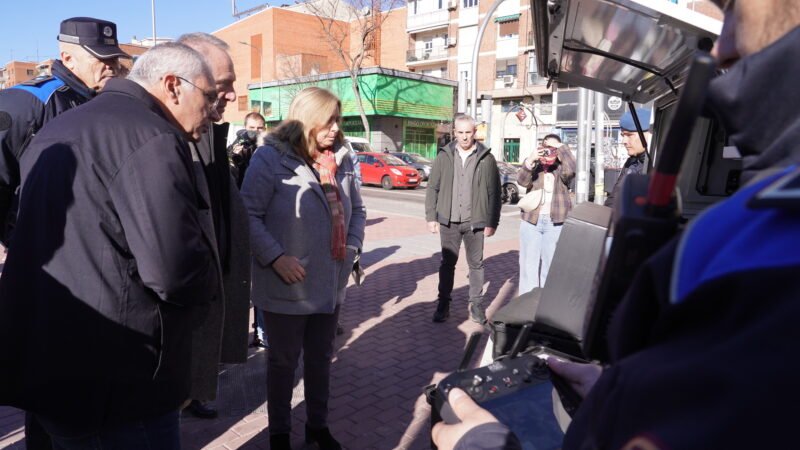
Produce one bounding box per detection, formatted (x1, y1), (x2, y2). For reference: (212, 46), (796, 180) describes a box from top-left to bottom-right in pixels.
(0, 60), (95, 244)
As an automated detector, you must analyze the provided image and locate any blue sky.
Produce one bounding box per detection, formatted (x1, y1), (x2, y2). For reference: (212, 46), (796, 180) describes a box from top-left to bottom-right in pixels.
(1, 0), (279, 63)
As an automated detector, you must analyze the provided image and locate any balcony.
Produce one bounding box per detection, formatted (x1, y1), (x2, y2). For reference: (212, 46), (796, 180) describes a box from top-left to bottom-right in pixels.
(407, 9), (449, 33)
(407, 45), (449, 64)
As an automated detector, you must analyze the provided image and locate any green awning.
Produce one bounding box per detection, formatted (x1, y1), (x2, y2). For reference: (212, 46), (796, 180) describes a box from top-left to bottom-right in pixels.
(494, 14), (521, 23)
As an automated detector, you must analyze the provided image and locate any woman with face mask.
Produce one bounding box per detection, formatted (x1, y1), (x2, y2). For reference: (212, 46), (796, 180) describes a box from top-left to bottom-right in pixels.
(516, 134), (576, 295)
(240, 87), (365, 450)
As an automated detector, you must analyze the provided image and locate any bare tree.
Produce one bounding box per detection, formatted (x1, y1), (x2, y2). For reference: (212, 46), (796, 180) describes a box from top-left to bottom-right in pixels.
(302, 0), (402, 138)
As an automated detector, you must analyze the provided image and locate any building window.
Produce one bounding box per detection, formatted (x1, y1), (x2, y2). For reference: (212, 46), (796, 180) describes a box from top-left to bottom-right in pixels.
(438, 0), (443, 9)
(238, 96), (248, 111)
(539, 95), (553, 115)
(498, 20), (519, 39)
(496, 59), (518, 78)
(26, 69), (34, 76)
(463, 0), (478, 8)
(250, 100), (272, 115)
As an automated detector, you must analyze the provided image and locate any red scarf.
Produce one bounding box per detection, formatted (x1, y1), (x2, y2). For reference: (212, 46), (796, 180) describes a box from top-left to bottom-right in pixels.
(313, 150), (347, 260)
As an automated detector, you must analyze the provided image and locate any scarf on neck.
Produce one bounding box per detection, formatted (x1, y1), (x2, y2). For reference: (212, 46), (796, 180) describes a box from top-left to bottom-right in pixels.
(313, 149), (346, 260)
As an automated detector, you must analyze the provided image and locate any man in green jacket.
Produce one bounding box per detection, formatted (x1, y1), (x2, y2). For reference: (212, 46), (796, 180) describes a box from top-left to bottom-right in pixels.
(425, 114), (502, 324)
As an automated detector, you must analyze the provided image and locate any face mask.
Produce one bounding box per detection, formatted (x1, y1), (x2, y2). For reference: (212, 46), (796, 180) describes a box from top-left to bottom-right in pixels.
(246, 130), (259, 140)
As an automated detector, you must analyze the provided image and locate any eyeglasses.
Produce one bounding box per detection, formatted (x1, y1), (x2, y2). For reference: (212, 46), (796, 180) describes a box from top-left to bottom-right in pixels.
(176, 76), (220, 113)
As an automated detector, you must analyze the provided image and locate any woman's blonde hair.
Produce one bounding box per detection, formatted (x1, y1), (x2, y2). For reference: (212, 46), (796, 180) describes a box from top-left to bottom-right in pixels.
(271, 87), (343, 163)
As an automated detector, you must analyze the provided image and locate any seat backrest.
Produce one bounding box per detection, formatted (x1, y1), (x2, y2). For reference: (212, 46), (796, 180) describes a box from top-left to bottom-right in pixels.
(533, 202), (611, 343)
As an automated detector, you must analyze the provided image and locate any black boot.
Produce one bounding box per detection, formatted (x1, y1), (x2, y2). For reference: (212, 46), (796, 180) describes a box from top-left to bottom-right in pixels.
(270, 433), (292, 450)
(305, 425), (342, 450)
(432, 299), (450, 323)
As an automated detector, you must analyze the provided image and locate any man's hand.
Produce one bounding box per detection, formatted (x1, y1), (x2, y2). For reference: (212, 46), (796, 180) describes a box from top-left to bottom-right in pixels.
(432, 388), (500, 450)
(230, 143), (244, 155)
(271, 255), (306, 284)
(547, 358), (603, 399)
(484, 227), (496, 237)
(428, 221), (440, 233)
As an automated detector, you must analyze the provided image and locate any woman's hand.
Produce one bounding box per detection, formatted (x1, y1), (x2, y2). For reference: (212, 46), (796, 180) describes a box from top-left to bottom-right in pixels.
(271, 255), (306, 284)
(547, 358), (603, 399)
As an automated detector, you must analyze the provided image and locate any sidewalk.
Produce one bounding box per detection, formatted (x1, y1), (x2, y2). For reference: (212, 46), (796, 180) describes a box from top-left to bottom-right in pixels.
(0, 211), (521, 449)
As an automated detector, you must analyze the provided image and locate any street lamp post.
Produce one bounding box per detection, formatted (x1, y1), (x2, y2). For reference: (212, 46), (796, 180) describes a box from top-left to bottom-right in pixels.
(151, 0), (157, 46)
(239, 41), (264, 115)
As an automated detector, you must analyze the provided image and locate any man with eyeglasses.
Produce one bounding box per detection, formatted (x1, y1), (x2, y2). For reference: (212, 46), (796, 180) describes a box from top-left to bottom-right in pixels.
(176, 32), (252, 421)
(433, 1), (800, 448)
(0, 42), (219, 449)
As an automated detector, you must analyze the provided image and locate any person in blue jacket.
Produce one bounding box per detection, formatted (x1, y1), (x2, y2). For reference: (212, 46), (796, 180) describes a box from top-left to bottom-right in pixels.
(433, 1), (800, 449)
(0, 17), (128, 244)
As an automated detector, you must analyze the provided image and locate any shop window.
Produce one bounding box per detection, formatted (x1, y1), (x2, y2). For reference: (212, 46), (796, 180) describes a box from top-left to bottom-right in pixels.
(503, 138), (520, 163)
(539, 95), (553, 115)
(405, 126), (437, 159)
(501, 99), (522, 113)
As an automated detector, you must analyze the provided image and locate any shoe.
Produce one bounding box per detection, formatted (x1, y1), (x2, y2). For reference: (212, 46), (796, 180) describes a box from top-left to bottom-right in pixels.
(270, 433), (292, 450)
(468, 303), (487, 324)
(186, 400), (218, 419)
(305, 425), (342, 450)
(336, 322), (344, 336)
(250, 337), (268, 349)
(432, 300), (450, 323)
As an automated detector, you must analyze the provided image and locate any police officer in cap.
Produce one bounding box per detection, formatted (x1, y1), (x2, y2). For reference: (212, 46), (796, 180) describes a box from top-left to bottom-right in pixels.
(0, 17), (129, 244)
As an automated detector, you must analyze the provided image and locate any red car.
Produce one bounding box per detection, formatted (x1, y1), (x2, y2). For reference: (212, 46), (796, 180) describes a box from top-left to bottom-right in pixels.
(356, 152), (420, 190)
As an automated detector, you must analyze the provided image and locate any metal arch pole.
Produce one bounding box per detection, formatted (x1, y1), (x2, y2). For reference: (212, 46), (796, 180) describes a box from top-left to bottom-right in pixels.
(470, 0), (506, 118)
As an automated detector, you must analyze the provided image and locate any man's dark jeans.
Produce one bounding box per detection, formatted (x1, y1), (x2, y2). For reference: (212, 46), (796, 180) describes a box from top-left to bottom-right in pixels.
(438, 221), (485, 304)
(38, 410), (180, 450)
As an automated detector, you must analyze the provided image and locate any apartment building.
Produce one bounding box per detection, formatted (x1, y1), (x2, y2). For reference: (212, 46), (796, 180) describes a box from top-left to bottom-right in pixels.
(0, 61), (39, 89)
(405, 0), (553, 162)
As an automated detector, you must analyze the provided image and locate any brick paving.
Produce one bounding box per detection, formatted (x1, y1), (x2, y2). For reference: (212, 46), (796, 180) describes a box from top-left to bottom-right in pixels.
(0, 209), (521, 450)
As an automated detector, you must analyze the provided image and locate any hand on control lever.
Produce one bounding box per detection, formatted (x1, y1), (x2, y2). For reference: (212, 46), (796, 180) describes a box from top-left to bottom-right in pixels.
(432, 388), (499, 450)
(547, 358), (603, 399)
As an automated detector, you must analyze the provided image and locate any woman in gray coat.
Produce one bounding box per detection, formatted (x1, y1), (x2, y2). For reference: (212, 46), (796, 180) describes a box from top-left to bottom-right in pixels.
(241, 87), (366, 450)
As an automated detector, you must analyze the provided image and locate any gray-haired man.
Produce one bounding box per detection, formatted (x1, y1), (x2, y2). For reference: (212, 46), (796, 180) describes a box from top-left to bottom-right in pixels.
(0, 42), (219, 449)
(425, 115), (502, 324)
(176, 32), (252, 420)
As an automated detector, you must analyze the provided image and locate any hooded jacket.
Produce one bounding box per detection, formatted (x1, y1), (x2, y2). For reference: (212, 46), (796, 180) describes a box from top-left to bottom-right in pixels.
(241, 135), (366, 315)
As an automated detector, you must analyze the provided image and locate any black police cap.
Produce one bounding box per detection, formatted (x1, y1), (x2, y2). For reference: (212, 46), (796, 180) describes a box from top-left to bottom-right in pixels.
(58, 17), (130, 60)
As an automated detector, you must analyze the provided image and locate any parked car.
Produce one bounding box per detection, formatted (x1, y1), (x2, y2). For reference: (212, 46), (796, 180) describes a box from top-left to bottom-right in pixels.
(390, 152), (433, 181)
(345, 136), (373, 153)
(356, 152), (420, 190)
(497, 161), (525, 204)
